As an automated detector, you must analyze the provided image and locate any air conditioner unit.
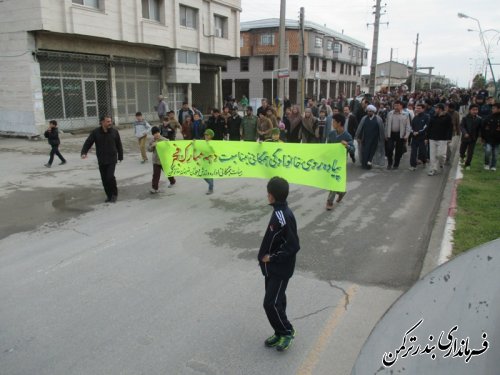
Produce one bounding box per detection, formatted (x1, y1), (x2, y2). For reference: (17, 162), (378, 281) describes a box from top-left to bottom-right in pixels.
(215, 28), (222, 37)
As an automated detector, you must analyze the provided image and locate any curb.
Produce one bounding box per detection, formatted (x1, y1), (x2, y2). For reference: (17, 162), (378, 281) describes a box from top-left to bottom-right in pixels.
(419, 137), (461, 278)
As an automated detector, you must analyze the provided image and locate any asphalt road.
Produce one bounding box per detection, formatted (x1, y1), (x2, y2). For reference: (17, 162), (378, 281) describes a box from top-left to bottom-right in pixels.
(0, 133), (450, 375)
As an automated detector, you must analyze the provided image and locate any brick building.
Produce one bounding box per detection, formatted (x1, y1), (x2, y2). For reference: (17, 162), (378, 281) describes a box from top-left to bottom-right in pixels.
(0, 0), (241, 135)
(221, 18), (368, 105)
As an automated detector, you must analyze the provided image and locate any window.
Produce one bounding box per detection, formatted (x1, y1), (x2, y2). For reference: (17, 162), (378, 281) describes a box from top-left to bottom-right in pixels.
(332, 61), (336, 73)
(315, 36), (323, 48)
(240, 57), (249, 72)
(340, 63), (344, 74)
(263, 56), (274, 71)
(260, 34), (274, 46)
(142, 0), (160, 21)
(72, 0), (100, 8)
(180, 5), (197, 29)
(364, 50), (368, 59)
(309, 57), (315, 71)
(348, 47), (352, 56)
(214, 15), (227, 38)
(322, 59), (327, 72)
(291, 56), (298, 71)
(333, 43), (342, 53)
(327, 40), (333, 50)
(240, 36), (244, 47)
(177, 50), (198, 65)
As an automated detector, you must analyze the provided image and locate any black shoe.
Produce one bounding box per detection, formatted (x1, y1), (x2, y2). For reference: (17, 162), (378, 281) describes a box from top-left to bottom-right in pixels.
(393, 165), (399, 170)
(44, 163), (51, 168)
(105, 197), (111, 203)
(59, 161), (67, 165)
(387, 165), (392, 170)
(110, 195), (117, 203)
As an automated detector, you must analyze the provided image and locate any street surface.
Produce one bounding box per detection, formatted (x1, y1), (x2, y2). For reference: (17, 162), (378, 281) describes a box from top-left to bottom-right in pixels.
(0, 131), (450, 375)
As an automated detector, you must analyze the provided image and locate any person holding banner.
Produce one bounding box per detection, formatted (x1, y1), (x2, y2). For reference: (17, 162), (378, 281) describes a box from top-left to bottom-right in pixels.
(325, 114), (355, 210)
(148, 126), (175, 193)
(203, 129), (215, 194)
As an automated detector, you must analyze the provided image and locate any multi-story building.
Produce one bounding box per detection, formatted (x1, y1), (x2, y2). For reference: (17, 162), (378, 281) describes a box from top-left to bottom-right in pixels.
(0, 0), (241, 135)
(221, 18), (368, 105)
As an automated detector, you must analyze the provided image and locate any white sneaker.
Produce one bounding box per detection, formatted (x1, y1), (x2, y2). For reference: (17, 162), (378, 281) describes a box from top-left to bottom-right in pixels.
(491, 167), (497, 171)
(465, 166), (471, 171)
(428, 170), (436, 176)
(168, 183), (175, 188)
(150, 189), (158, 194)
(409, 167), (416, 171)
(484, 165), (490, 170)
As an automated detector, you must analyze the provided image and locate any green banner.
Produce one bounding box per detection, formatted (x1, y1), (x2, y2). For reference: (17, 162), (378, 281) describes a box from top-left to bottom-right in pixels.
(156, 140), (347, 191)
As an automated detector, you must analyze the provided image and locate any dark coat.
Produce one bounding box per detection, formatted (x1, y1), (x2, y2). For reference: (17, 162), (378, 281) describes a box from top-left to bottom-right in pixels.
(81, 126), (123, 165)
(258, 202), (300, 279)
(44, 127), (60, 146)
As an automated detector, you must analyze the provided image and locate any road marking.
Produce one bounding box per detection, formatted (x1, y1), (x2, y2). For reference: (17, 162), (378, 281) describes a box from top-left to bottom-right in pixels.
(296, 283), (359, 375)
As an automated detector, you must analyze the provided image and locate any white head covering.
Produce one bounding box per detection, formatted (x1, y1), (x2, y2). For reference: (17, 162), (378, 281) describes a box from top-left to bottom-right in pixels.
(366, 104), (377, 112)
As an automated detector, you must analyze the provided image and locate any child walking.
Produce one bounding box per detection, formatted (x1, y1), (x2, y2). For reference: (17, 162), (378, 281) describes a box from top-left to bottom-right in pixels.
(203, 129), (215, 194)
(258, 177), (300, 351)
(133, 111), (152, 163)
(44, 120), (66, 167)
(325, 114), (354, 210)
(148, 126), (175, 193)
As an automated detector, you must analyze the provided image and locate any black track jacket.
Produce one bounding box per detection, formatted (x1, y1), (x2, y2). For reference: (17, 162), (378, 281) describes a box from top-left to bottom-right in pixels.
(258, 202), (300, 279)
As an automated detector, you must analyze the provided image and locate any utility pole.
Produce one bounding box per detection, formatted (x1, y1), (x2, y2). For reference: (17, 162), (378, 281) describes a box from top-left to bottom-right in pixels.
(297, 7), (305, 112)
(277, 0), (286, 111)
(411, 33), (420, 93)
(388, 47), (393, 92)
(367, 0), (388, 95)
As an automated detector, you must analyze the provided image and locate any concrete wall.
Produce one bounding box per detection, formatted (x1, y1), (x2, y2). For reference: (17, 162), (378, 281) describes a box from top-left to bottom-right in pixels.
(0, 31), (44, 135)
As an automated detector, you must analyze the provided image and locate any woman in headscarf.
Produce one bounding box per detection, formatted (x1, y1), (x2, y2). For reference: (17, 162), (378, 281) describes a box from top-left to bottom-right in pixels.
(287, 105), (302, 143)
(299, 108), (319, 143)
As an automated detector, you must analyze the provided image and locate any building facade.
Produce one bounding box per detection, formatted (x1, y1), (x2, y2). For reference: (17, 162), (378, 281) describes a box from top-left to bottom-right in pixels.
(221, 18), (368, 105)
(0, 0), (241, 135)
(360, 61), (452, 93)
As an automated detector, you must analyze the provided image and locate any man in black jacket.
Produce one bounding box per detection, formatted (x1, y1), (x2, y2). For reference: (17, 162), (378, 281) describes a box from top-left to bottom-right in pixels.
(481, 103), (500, 171)
(459, 104), (482, 170)
(409, 104), (430, 170)
(205, 109), (226, 140)
(427, 103), (453, 176)
(81, 115), (124, 203)
(258, 177), (300, 352)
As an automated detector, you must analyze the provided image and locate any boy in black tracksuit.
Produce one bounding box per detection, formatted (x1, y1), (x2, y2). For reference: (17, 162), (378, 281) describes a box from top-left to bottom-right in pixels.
(258, 177), (300, 352)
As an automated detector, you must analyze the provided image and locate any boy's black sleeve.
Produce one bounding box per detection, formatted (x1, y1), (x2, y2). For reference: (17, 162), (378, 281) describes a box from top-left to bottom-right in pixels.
(269, 212), (300, 263)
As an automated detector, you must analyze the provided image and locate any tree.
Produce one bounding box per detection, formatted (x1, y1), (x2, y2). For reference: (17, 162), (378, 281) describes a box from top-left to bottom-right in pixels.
(472, 74), (486, 89)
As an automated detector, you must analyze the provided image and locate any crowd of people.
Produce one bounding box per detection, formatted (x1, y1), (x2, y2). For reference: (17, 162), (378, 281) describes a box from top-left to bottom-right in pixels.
(42, 88), (499, 208)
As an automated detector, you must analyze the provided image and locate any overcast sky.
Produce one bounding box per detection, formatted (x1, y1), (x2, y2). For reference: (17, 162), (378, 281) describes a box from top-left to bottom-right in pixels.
(240, 0), (500, 88)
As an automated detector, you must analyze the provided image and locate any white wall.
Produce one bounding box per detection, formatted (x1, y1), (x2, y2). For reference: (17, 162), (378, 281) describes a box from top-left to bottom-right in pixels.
(0, 31), (44, 135)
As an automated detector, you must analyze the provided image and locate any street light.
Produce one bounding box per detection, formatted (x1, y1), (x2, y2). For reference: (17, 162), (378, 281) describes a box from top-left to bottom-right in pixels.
(458, 12), (498, 96)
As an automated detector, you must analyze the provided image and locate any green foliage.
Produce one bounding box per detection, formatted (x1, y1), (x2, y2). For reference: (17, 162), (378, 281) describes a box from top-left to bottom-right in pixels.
(472, 74), (486, 89)
(453, 145), (500, 255)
